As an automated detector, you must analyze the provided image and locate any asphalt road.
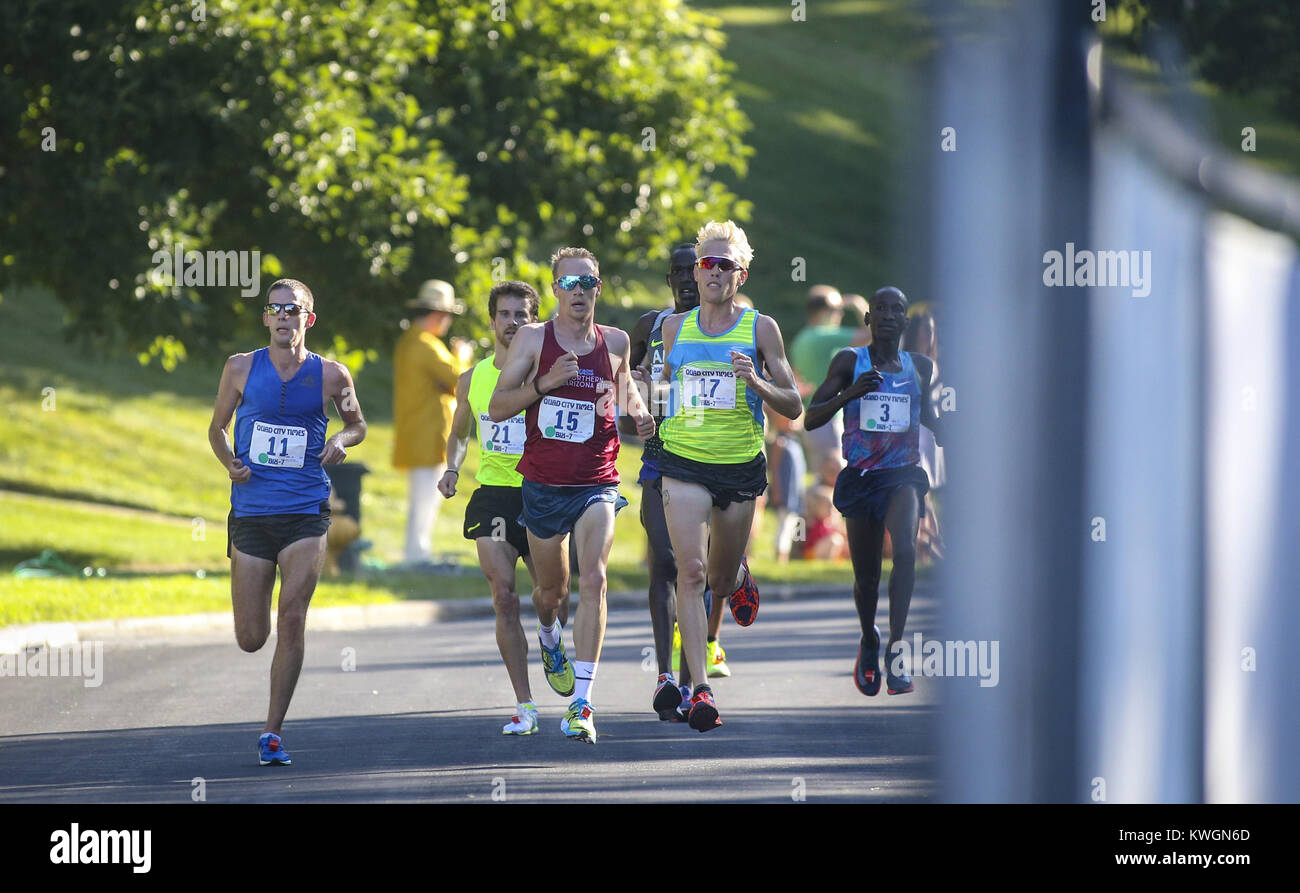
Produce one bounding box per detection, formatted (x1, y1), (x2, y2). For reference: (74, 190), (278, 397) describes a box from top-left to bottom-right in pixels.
(0, 587), (937, 803)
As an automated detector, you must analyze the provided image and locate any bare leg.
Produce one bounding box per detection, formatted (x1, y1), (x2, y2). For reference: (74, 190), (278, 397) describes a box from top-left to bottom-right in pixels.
(231, 548), (277, 653)
(477, 538), (532, 704)
(265, 534), (327, 735)
(570, 501), (617, 664)
(661, 477), (714, 689)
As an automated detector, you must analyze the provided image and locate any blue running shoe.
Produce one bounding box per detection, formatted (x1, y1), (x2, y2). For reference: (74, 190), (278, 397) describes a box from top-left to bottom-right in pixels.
(258, 732), (292, 766)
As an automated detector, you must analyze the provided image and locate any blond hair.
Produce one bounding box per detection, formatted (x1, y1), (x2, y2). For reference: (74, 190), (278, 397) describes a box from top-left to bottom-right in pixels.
(549, 246), (599, 279)
(695, 220), (754, 269)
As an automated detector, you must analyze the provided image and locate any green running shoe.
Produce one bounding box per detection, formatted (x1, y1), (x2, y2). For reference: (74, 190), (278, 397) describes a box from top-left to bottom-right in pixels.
(561, 697), (597, 743)
(538, 625), (576, 697)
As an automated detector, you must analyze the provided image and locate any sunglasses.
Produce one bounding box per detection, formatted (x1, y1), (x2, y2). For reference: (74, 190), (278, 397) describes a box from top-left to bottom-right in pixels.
(697, 256), (745, 273)
(555, 274), (601, 290)
(264, 303), (309, 316)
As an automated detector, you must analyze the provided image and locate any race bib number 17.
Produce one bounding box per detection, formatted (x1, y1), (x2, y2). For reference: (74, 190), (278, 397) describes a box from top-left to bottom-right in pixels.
(252, 421), (308, 468)
(860, 393), (911, 433)
(682, 367), (737, 409)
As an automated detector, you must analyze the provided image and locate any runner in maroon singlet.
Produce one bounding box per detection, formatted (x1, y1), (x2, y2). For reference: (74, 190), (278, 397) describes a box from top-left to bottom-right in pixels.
(489, 247), (655, 743)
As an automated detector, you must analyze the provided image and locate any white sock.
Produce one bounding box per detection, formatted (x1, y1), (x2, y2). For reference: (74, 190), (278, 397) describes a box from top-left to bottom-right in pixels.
(539, 620), (560, 650)
(573, 661), (597, 701)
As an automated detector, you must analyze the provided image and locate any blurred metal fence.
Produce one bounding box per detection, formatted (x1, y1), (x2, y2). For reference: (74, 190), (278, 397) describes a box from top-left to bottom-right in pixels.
(931, 0), (1299, 803)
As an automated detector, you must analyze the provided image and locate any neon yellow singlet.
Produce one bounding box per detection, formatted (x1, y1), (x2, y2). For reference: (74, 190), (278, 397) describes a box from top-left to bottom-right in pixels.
(660, 307), (766, 463)
(468, 357), (525, 487)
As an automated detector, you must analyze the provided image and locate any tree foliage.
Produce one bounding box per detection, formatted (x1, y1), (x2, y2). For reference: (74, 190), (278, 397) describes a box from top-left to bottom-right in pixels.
(1115, 0), (1300, 121)
(0, 0), (751, 363)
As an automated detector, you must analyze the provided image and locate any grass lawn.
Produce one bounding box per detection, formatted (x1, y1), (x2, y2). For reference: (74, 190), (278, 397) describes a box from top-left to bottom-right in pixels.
(1, 290), (857, 625)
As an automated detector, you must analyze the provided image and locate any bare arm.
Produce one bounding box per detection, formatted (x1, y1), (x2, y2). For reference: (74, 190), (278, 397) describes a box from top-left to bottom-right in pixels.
(736, 315), (803, 420)
(806, 348), (879, 431)
(618, 310), (658, 436)
(603, 327), (654, 439)
(438, 369), (476, 498)
(489, 324), (546, 422)
(208, 354), (253, 483)
(320, 359), (367, 463)
(913, 352), (943, 446)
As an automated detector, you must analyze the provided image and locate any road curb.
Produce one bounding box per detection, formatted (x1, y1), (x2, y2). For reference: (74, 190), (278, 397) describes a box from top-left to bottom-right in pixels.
(1, 582), (856, 649)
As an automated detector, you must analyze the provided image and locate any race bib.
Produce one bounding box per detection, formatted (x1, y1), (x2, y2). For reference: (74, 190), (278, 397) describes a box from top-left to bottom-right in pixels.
(540, 396), (595, 443)
(860, 393), (911, 433)
(479, 411), (525, 456)
(252, 421), (308, 468)
(682, 367), (737, 410)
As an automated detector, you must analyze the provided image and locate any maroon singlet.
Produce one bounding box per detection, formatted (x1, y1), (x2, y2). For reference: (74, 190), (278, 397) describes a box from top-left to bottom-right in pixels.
(517, 321), (620, 486)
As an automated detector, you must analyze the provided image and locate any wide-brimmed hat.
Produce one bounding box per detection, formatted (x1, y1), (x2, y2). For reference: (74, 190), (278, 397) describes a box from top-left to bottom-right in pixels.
(407, 279), (465, 315)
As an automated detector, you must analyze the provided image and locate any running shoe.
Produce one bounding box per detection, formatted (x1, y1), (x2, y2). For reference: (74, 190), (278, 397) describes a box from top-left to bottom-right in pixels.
(673, 685), (692, 722)
(654, 673), (685, 720)
(854, 625), (882, 696)
(727, 557), (760, 627)
(561, 697), (597, 743)
(687, 689), (723, 733)
(258, 732), (291, 766)
(538, 625), (575, 697)
(671, 622), (682, 675)
(887, 668), (914, 695)
(886, 640), (914, 694)
(503, 703), (539, 735)
(706, 639), (732, 678)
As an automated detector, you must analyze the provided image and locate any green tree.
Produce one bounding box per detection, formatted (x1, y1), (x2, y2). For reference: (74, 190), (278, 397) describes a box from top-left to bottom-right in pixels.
(0, 0), (751, 364)
(1115, 0), (1300, 120)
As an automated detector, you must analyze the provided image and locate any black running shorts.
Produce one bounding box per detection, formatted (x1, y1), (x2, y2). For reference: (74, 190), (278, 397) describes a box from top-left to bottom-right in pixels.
(463, 485), (530, 557)
(227, 505), (331, 562)
(832, 465), (930, 522)
(657, 449), (768, 510)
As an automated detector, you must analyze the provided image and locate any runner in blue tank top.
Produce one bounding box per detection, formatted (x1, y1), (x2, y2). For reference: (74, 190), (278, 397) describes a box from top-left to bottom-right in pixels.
(806, 287), (943, 698)
(208, 278), (367, 766)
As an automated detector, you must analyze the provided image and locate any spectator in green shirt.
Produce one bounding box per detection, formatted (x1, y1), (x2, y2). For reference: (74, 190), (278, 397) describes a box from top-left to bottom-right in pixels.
(790, 285), (859, 476)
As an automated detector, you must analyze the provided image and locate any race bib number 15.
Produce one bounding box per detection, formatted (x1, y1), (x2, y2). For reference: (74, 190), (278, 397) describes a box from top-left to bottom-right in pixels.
(252, 421), (308, 468)
(540, 396), (595, 443)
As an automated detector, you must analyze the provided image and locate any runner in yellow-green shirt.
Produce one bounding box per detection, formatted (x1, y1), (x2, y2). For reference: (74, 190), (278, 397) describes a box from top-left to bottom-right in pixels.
(438, 281), (568, 736)
(656, 220), (804, 732)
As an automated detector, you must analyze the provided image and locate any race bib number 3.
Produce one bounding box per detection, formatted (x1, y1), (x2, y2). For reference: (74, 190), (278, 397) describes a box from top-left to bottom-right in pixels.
(540, 396), (595, 443)
(683, 367), (737, 409)
(860, 393), (911, 433)
(480, 412), (525, 455)
(252, 421), (308, 468)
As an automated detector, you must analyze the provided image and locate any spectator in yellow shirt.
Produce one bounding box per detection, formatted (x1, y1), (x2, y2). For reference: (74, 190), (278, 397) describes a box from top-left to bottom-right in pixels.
(393, 279), (469, 565)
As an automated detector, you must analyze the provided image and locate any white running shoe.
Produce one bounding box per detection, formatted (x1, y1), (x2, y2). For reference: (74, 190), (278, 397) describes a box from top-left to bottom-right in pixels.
(502, 702), (539, 735)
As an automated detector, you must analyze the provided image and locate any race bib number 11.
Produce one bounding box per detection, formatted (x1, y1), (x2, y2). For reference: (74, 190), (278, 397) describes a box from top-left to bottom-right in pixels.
(860, 393), (911, 433)
(252, 420), (308, 468)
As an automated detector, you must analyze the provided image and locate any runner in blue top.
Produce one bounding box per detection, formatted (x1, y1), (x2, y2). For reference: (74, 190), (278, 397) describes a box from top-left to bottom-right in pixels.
(208, 278), (367, 766)
(805, 286), (943, 698)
